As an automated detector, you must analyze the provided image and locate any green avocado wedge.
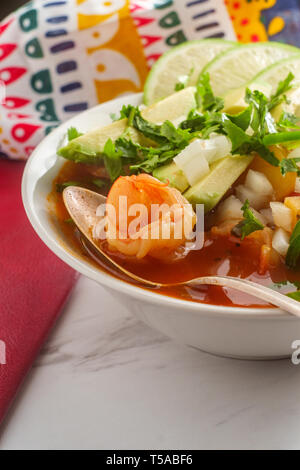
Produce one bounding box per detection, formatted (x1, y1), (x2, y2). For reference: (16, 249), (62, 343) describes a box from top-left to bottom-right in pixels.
(153, 162), (189, 193)
(183, 154), (254, 212)
(57, 87), (197, 163)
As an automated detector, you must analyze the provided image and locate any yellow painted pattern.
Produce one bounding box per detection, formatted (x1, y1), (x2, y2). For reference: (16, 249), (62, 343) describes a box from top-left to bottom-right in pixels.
(77, 0), (148, 103)
(225, 0), (285, 43)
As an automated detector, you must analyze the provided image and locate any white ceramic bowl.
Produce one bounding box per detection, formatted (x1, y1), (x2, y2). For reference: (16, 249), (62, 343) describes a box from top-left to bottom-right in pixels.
(22, 93), (300, 360)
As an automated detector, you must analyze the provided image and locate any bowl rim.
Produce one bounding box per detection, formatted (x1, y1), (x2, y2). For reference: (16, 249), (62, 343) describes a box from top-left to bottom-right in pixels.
(21, 93), (294, 321)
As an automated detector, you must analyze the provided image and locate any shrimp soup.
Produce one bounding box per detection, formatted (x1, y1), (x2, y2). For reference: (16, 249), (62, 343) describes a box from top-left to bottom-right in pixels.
(53, 57), (300, 307)
(51, 159), (300, 308)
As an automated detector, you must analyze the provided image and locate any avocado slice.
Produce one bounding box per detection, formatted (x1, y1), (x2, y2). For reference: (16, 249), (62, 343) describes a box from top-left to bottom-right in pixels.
(58, 87), (197, 163)
(183, 154), (253, 212)
(153, 162), (189, 193)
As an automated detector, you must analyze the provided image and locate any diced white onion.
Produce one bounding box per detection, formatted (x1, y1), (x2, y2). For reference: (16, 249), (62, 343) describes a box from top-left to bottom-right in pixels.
(272, 228), (290, 257)
(207, 135), (232, 163)
(295, 177), (300, 193)
(270, 201), (293, 232)
(216, 195), (243, 223)
(174, 140), (210, 186)
(244, 169), (273, 196)
(260, 208), (274, 226)
(173, 135), (232, 187)
(235, 184), (270, 210)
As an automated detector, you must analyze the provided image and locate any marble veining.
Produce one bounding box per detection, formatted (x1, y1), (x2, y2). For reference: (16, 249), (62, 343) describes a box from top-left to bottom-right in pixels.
(1, 276), (300, 450)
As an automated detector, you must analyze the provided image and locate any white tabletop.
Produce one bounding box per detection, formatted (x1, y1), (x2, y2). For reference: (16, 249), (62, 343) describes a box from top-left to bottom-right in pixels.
(0, 275), (300, 450)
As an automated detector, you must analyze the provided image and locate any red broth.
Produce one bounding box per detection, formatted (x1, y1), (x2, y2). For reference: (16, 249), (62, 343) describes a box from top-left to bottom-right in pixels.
(51, 161), (300, 308)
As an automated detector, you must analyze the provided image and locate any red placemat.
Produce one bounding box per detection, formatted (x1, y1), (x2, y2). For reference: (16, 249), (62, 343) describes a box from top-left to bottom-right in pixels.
(0, 159), (78, 423)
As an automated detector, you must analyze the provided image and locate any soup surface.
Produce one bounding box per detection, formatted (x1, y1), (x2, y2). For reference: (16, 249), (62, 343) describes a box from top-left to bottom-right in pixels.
(51, 161), (300, 309)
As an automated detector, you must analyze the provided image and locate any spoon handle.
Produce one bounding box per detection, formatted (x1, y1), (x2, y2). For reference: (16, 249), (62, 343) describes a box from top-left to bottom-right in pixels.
(188, 276), (300, 317)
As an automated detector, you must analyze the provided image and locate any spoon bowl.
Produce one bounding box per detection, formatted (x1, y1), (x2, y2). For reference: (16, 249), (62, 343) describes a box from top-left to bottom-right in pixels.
(63, 186), (300, 318)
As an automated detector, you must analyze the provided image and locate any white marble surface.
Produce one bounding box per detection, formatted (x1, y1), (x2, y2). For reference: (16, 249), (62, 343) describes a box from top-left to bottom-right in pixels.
(1, 275), (300, 450)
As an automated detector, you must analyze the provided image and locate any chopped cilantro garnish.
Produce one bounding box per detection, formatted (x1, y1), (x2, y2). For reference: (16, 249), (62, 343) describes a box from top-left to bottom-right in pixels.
(232, 199), (264, 240)
(110, 104), (137, 123)
(226, 107), (252, 131)
(286, 220), (300, 269)
(67, 127), (83, 141)
(268, 72), (294, 110)
(196, 73), (224, 112)
(61, 72), (300, 182)
(278, 112), (300, 130)
(102, 138), (123, 181)
(279, 157), (300, 176)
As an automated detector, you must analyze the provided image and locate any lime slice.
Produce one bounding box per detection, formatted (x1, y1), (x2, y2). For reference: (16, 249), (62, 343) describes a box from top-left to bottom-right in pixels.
(143, 39), (236, 105)
(201, 42), (299, 97)
(252, 54), (300, 91)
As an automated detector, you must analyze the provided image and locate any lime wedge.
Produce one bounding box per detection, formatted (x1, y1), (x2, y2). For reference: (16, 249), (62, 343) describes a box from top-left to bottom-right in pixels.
(201, 42), (299, 97)
(252, 54), (300, 92)
(143, 39), (236, 105)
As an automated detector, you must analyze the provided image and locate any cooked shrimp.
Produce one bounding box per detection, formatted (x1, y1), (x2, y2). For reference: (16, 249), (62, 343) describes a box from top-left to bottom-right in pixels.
(103, 174), (196, 259)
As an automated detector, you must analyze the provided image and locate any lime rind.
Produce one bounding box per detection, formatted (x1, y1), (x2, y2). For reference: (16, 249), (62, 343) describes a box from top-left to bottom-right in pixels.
(143, 39), (236, 105)
(200, 41), (300, 96)
(251, 54), (300, 91)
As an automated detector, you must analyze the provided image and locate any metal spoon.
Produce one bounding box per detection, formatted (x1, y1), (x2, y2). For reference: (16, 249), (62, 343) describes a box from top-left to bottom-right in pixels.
(63, 186), (300, 318)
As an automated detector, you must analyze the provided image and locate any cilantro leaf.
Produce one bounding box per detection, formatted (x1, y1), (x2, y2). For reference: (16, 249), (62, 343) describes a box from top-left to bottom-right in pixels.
(196, 73), (224, 112)
(180, 111), (223, 138)
(268, 72), (294, 110)
(286, 220), (300, 269)
(131, 109), (168, 144)
(67, 127), (83, 141)
(249, 141), (279, 167)
(130, 148), (177, 173)
(245, 88), (269, 135)
(160, 120), (191, 145)
(115, 138), (139, 159)
(180, 114), (206, 131)
(110, 104), (138, 123)
(103, 138), (123, 181)
(222, 117), (251, 152)
(279, 157), (300, 176)
(232, 199), (264, 240)
(226, 107), (252, 131)
(278, 112), (300, 130)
